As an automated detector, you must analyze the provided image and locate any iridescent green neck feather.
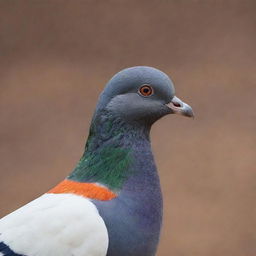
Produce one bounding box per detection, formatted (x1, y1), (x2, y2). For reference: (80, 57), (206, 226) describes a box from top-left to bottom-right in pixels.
(68, 111), (149, 191)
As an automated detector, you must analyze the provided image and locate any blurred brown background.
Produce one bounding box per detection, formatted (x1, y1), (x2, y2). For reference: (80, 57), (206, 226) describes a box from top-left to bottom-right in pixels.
(0, 1), (255, 255)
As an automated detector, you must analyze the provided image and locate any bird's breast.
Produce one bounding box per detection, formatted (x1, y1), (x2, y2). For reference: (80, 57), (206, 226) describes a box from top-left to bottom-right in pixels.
(93, 173), (163, 256)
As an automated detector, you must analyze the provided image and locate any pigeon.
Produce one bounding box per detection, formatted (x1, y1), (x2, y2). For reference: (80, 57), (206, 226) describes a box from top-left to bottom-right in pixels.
(0, 66), (194, 256)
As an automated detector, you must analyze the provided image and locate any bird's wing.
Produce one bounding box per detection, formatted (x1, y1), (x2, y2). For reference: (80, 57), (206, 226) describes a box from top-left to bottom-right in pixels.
(0, 193), (108, 256)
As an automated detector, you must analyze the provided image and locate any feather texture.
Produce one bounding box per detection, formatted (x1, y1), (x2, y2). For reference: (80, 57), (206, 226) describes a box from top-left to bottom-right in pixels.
(0, 194), (108, 256)
(0, 242), (24, 256)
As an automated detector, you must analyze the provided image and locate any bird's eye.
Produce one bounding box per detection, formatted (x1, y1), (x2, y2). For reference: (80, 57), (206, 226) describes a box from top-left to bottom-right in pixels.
(139, 85), (154, 97)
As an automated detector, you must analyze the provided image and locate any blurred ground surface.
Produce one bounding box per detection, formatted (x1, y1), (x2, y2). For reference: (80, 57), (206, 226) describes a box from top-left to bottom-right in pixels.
(0, 1), (255, 255)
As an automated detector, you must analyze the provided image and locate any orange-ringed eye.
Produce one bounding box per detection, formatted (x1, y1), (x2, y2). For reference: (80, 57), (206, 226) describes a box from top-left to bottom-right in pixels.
(139, 85), (153, 96)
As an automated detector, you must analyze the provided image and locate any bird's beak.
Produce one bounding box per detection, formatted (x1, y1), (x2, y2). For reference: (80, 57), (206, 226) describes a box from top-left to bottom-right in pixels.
(166, 96), (194, 118)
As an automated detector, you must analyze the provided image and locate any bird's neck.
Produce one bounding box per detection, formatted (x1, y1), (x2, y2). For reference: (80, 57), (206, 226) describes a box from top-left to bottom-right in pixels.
(68, 111), (152, 192)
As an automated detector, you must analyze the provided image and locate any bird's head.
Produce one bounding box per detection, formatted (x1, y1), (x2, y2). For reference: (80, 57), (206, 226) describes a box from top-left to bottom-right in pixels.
(95, 66), (194, 126)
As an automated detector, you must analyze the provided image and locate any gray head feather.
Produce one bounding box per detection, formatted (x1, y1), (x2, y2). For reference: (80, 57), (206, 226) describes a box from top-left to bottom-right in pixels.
(95, 66), (177, 125)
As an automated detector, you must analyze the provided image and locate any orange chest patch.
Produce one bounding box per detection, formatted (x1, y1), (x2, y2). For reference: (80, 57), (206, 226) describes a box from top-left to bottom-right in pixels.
(48, 180), (117, 201)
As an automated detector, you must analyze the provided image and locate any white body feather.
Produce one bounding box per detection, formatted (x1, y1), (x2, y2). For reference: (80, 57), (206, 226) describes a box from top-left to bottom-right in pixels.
(0, 193), (108, 256)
